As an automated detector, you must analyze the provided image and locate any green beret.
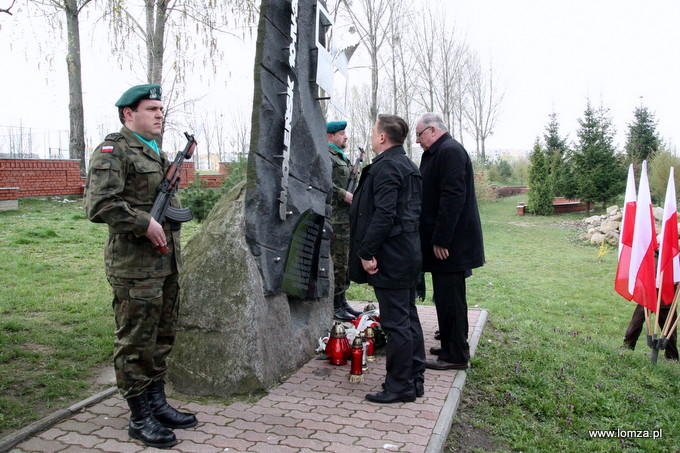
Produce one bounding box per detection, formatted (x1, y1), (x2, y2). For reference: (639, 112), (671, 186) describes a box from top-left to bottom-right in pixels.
(115, 84), (163, 108)
(326, 121), (347, 133)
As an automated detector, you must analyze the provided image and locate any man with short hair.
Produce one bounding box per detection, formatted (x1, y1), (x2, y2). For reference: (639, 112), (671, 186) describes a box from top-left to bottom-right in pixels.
(85, 84), (197, 449)
(415, 112), (485, 371)
(349, 114), (425, 403)
(327, 120), (362, 321)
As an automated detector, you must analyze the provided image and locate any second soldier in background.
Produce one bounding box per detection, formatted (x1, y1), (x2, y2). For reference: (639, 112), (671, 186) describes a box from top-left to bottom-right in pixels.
(327, 121), (363, 321)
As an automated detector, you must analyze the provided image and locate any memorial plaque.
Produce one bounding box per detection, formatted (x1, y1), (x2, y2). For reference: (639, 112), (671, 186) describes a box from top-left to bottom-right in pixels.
(282, 209), (327, 297)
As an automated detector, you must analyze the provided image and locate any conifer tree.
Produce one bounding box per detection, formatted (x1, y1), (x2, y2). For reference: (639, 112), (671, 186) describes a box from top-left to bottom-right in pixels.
(572, 99), (625, 212)
(625, 105), (661, 168)
(527, 139), (553, 215)
(542, 112), (575, 198)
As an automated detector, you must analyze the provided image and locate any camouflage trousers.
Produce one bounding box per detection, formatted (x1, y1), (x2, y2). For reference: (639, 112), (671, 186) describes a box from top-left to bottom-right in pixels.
(107, 273), (180, 399)
(331, 222), (350, 296)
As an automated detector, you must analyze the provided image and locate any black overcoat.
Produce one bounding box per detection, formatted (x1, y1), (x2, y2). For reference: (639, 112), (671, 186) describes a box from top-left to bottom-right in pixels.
(419, 133), (484, 273)
(349, 146), (422, 288)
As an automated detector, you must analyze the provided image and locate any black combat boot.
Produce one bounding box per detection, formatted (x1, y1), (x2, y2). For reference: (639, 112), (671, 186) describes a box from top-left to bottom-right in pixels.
(333, 294), (356, 321)
(127, 393), (177, 449)
(340, 293), (362, 317)
(146, 380), (198, 429)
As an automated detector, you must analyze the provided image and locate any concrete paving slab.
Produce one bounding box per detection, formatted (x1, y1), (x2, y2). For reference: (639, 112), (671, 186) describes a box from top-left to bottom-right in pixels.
(2, 304), (488, 453)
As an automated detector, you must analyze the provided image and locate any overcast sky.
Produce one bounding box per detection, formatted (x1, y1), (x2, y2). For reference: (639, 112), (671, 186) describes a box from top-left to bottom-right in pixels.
(2, 0), (680, 156)
(449, 0), (680, 152)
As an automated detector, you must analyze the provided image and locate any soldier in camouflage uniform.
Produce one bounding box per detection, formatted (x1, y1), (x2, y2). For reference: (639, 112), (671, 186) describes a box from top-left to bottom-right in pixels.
(327, 121), (362, 321)
(85, 84), (196, 449)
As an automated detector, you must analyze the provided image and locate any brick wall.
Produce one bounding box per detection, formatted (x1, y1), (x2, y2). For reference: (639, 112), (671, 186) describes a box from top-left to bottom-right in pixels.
(193, 162), (233, 188)
(179, 162), (196, 189)
(0, 159), (85, 198)
(0, 187), (19, 201)
(516, 198), (593, 215)
(0, 159), (200, 200)
(496, 185), (529, 197)
(197, 174), (224, 188)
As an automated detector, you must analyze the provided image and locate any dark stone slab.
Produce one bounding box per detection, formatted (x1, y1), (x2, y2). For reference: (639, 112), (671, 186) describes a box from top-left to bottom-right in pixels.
(246, 0), (332, 297)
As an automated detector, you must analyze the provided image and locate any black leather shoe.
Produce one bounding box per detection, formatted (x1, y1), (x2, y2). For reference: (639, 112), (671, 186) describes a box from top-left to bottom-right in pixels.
(343, 301), (362, 317)
(333, 307), (356, 322)
(425, 359), (468, 370)
(366, 390), (416, 404)
(429, 346), (442, 355)
(146, 381), (198, 429)
(381, 382), (424, 398)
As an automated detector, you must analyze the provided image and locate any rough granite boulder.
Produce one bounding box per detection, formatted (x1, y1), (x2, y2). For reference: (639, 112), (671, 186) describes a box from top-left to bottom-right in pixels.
(168, 182), (333, 397)
(583, 204), (677, 246)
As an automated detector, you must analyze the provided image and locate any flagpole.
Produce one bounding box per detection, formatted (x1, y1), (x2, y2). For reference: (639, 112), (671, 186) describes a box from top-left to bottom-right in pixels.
(655, 270), (663, 336)
(660, 289), (679, 339)
(644, 307), (652, 342)
(664, 311), (680, 340)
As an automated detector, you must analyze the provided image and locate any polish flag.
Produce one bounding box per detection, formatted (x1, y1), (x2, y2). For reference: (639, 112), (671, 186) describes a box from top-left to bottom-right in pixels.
(614, 164), (636, 300)
(656, 167), (680, 305)
(628, 160), (658, 312)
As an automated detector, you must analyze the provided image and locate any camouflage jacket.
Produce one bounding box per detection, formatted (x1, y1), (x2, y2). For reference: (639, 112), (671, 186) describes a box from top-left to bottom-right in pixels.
(84, 126), (182, 278)
(329, 144), (352, 225)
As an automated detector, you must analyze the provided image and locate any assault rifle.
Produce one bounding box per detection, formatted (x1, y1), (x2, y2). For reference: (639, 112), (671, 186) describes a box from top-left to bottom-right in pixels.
(346, 146), (366, 194)
(149, 131), (197, 254)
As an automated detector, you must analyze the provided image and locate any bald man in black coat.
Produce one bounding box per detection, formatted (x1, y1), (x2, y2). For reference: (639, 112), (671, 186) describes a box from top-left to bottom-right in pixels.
(415, 112), (485, 370)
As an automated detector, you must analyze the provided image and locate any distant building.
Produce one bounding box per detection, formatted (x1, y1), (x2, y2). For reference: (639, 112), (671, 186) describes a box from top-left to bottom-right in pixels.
(487, 149), (530, 162)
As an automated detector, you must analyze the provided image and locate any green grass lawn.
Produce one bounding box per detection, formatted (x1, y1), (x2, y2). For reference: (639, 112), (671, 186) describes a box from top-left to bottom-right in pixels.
(449, 197), (678, 453)
(0, 195), (678, 452)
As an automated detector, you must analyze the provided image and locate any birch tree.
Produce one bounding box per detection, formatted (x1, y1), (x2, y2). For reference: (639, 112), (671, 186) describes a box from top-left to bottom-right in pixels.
(411, 11), (437, 112)
(101, 0), (257, 149)
(464, 52), (504, 162)
(102, 1), (257, 86)
(341, 0), (391, 124)
(28, 0), (93, 176)
(433, 22), (468, 143)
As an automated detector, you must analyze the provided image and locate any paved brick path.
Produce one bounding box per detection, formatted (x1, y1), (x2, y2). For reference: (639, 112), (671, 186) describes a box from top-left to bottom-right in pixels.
(4, 305), (487, 453)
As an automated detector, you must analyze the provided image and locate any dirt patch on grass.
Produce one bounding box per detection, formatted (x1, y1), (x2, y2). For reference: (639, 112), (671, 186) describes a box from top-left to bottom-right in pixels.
(91, 362), (116, 387)
(445, 387), (509, 453)
(507, 221), (536, 228)
(445, 324), (509, 453)
(21, 342), (53, 354)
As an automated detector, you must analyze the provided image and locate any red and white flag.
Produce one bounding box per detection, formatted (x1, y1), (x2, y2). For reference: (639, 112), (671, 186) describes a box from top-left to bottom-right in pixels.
(615, 164), (636, 300)
(656, 167), (680, 305)
(628, 160), (658, 312)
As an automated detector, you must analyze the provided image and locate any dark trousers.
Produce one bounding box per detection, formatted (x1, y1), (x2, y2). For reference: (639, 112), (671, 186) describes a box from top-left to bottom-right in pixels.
(374, 287), (426, 394)
(432, 271), (470, 364)
(623, 304), (678, 360)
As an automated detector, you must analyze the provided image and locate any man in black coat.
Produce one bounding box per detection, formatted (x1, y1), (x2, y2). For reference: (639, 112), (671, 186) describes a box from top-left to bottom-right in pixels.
(415, 112), (484, 370)
(349, 114), (426, 403)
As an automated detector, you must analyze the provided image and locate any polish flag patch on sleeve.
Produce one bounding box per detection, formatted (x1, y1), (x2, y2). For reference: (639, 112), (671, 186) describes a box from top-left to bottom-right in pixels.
(101, 146), (114, 153)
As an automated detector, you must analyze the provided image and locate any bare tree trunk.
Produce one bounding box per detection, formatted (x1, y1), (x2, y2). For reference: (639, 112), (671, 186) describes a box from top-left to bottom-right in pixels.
(411, 12), (437, 113)
(369, 50), (379, 123)
(390, 21), (398, 115)
(464, 52), (503, 162)
(65, 0), (87, 176)
(342, 0), (390, 126)
(144, 0), (167, 84)
(145, 0), (154, 82)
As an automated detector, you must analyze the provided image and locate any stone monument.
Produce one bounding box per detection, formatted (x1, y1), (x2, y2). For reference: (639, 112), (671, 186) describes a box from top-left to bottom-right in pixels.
(168, 0), (346, 397)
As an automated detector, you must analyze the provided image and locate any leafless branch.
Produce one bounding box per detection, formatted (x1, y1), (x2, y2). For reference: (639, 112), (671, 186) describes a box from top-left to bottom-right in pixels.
(1, 0), (16, 15)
